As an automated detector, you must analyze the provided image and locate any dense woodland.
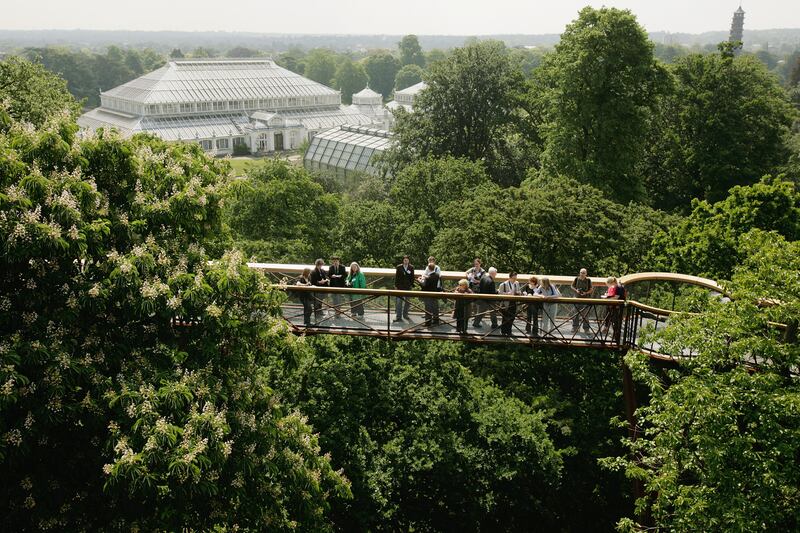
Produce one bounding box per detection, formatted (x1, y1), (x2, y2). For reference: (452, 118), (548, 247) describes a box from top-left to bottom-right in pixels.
(1, 7), (799, 531)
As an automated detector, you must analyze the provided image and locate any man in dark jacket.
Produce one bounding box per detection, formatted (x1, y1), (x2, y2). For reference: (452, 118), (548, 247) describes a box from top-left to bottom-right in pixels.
(421, 270), (441, 327)
(328, 256), (347, 319)
(309, 258), (329, 321)
(394, 255), (414, 322)
(473, 267), (498, 328)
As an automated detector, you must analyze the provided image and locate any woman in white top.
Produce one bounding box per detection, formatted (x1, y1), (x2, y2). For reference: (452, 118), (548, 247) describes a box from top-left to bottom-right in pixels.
(535, 277), (561, 335)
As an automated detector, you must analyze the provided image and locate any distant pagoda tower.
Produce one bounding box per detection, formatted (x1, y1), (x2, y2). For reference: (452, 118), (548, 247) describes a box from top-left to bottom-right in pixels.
(729, 5), (745, 53)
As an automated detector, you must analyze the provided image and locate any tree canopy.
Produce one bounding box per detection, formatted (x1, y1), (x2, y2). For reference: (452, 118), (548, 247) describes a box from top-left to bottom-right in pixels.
(398, 34), (426, 67)
(607, 231), (800, 532)
(649, 176), (800, 280)
(364, 52), (401, 99)
(394, 63), (425, 90)
(0, 103), (348, 529)
(643, 44), (797, 209)
(333, 58), (368, 104)
(0, 56), (81, 126)
(303, 49), (338, 87)
(535, 7), (667, 203)
(388, 40), (531, 186)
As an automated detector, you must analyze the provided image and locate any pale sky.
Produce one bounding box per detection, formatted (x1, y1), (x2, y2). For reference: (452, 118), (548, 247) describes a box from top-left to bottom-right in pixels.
(2, 0), (797, 35)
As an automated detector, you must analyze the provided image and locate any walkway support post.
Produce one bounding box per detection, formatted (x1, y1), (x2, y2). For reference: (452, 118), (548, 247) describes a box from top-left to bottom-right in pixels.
(622, 355), (650, 527)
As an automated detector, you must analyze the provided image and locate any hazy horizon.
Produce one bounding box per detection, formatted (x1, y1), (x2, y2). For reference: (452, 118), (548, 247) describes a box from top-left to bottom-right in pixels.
(4, 0), (799, 36)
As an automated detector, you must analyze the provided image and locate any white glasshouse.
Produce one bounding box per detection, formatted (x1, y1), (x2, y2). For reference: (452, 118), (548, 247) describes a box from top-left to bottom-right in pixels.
(386, 81), (427, 113)
(303, 125), (393, 179)
(77, 59), (381, 155)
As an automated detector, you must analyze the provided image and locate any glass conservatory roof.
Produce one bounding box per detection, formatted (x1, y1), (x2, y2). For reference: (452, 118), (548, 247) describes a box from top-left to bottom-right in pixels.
(101, 59), (340, 105)
(304, 125), (394, 174)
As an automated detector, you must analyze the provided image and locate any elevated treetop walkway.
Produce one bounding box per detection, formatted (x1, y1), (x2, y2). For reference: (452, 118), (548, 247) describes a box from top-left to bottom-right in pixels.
(250, 263), (745, 365)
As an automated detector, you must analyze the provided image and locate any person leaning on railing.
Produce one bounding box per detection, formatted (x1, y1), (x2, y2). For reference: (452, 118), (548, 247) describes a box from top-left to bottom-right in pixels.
(473, 267), (498, 329)
(523, 275), (540, 336)
(497, 272), (522, 336)
(453, 279), (474, 334)
(295, 267), (313, 326)
(346, 262), (367, 317)
(601, 276), (626, 336)
(466, 258), (485, 320)
(571, 268), (593, 333)
(535, 277), (561, 335)
(420, 264), (442, 327)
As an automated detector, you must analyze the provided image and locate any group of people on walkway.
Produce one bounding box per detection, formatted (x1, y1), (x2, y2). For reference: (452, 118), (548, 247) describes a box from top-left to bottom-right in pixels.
(293, 256), (626, 337)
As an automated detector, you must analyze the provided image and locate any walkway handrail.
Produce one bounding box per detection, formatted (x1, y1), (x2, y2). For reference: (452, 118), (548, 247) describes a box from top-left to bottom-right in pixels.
(250, 262), (611, 285)
(278, 284), (626, 306)
(618, 271), (727, 296)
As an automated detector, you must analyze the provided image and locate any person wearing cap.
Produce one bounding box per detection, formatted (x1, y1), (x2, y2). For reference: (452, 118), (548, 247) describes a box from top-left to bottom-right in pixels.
(328, 256), (347, 319)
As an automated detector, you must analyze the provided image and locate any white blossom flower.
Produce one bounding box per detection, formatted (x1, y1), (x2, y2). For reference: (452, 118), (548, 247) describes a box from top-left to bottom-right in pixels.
(222, 440), (233, 457)
(205, 304), (222, 318)
(5, 429), (22, 446)
(1, 378), (15, 396)
(88, 284), (101, 298)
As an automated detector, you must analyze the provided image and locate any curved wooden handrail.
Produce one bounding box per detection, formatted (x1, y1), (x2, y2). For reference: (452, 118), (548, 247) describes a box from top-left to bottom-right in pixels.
(619, 271), (727, 295)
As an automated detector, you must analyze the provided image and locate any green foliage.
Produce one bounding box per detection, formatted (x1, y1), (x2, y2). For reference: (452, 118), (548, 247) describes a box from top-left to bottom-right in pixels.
(23, 46), (165, 108)
(280, 337), (563, 531)
(388, 156), (489, 261)
(508, 46), (547, 77)
(643, 46), (797, 209)
(0, 56), (81, 126)
(303, 49), (338, 87)
(335, 199), (403, 266)
(536, 7), (667, 203)
(363, 52), (400, 98)
(649, 176), (800, 279)
(225, 46), (260, 58)
(464, 344), (632, 530)
(333, 58), (368, 104)
(190, 47), (216, 58)
(431, 173), (671, 274)
(224, 159), (340, 262)
(0, 112), (348, 529)
(398, 34), (425, 67)
(388, 40), (532, 186)
(231, 142), (250, 156)
(394, 63), (424, 90)
(608, 233), (800, 532)
(276, 48), (306, 75)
